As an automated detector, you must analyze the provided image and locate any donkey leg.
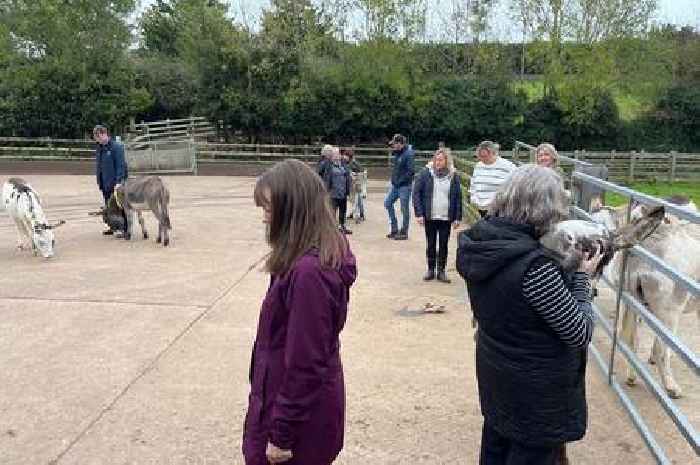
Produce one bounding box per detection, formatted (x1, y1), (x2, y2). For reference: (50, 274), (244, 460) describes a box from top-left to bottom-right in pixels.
(124, 208), (133, 240)
(651, 288), (686, 398)
(163, 224), (169, 247)
(14, 217), (30, 250)
(621, 304), (640, 386)
(138, 211), (148, 239)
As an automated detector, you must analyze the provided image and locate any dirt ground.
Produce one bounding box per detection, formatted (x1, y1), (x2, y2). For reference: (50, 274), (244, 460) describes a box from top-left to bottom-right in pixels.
(0, 173), (696, 465)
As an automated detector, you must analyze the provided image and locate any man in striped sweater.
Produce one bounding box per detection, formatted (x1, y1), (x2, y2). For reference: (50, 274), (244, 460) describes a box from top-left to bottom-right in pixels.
(469, 141), (516, 217)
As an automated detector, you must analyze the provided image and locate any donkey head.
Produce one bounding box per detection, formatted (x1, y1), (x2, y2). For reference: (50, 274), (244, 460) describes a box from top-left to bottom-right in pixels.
(540, 206), (665, 277)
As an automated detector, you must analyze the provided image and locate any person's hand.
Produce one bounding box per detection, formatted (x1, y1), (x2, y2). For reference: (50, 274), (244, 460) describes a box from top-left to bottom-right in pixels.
(266, 443), (293, 464)
(577, 246), (604, 277)
(416, 217), (425, 226)
(452, 221), (460, 229)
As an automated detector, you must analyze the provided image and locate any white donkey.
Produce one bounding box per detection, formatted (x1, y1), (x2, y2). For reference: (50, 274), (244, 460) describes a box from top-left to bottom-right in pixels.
(2, 178), (65, 258)
(588, 196), (699, 398)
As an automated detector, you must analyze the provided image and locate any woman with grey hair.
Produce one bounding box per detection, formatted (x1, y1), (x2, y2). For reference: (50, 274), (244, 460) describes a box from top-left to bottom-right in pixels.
(536, 143), (559, 169)
(469, 141), (516, 218)
(456, 164), (603, 465)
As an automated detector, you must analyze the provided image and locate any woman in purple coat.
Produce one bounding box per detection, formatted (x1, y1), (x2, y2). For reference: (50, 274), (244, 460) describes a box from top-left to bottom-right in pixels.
(244, 159), (357, 465)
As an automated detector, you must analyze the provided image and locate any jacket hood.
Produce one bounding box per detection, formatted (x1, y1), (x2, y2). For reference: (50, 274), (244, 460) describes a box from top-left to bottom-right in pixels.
(457, 218), (539, 283)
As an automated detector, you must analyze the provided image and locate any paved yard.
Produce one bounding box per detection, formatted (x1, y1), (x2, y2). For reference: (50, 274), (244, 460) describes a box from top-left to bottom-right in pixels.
(0, 174), (694, 464)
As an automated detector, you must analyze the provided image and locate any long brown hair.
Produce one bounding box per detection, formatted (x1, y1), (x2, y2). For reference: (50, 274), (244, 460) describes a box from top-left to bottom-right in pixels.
(254, 159), (348, 275)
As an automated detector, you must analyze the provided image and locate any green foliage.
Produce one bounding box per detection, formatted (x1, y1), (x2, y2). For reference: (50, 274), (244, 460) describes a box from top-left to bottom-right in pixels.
(0, 1), (698, 151)
(520, 88), (620, 150)
(625, 84), (700, 152)
(606, 181), (700, 206)
(0, 0), (139, 137)
(413, 78), (526, 147)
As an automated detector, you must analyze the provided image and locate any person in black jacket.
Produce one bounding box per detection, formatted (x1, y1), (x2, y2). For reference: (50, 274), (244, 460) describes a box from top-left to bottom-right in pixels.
(413, 148), (462, 283)
(320, 147), (353, 235)
(384, 134), (415, 240)
(94, 125), (128, 236)
(456, 164), (603, 465)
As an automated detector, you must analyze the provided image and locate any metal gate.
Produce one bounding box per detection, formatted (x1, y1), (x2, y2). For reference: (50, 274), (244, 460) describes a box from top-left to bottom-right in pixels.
(513, 141), (699, 463)
(125, 139), (197, 175)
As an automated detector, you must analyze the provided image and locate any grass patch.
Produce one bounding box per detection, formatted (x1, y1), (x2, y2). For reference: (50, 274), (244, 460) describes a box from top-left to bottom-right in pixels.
(511, 80), (545, 102)
(510, 79), (650, 122)
(605, 181), (700, 206)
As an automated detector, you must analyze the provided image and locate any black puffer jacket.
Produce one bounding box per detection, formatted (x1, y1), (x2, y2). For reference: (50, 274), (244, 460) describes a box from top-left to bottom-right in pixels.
(456, 218), (588, 447)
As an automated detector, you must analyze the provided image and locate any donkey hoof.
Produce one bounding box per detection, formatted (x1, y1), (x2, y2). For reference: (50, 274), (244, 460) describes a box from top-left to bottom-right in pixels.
(666, 387), (682, 399)
(143, 233), (149, 240)
(163, 239), (169, 247)
(156, 236), (162, 244)
(626, 377), (637, 387)
(648, 356), (656, 365)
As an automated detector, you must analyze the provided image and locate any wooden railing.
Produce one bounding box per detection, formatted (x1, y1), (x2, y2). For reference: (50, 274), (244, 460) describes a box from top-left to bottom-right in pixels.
(2, 137), (699, 184)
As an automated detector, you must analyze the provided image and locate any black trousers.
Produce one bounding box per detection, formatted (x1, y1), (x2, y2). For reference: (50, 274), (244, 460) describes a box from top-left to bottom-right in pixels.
(480, 423), (560, 465)
(332, 198), (347, 227)
(425, 219), (451, 271)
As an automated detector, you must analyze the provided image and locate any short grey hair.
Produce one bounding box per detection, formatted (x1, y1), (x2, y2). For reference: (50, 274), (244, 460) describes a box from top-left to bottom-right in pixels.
(488, 164), (569, 236)
(321, 144), (334, 158)
(476, 140), (499, 155)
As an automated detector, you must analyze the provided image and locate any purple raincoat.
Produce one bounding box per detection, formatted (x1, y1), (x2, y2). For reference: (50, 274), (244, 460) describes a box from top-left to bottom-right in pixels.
(243, 247), (357, 465)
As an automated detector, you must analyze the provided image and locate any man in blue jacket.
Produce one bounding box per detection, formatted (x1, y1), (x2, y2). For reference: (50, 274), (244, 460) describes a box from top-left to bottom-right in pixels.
(384, 134), (415, 240)
(94, 125), (128, 235)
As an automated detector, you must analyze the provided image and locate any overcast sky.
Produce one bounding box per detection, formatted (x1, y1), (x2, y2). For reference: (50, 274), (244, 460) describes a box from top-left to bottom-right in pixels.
(134, 0), (700, 38)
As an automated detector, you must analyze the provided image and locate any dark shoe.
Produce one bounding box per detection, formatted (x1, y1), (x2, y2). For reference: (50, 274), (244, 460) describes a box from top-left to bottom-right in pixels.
(102, 230), (114, 236)
(393, 233), (408, 240)
(347, 213), (354, 219)
(437, 270), (451, 283)
(341, 227), (353, 235)
(386, 231), (398, 239)
(423, 270), (436, 281)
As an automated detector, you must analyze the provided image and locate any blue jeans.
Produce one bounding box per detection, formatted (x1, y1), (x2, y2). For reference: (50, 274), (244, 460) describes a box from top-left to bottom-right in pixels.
(384, 184), (411, 234)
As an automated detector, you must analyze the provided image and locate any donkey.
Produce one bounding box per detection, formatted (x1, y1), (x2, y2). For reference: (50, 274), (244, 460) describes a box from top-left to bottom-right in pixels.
(619, 198), (699, 398)
(2, 178), (65, 258)
(115, 176), (171, 246)
(539, 205), (665, 279)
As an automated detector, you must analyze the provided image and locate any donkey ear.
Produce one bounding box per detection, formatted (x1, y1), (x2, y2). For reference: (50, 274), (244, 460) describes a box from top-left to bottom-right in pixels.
(612, 206), (664, 249)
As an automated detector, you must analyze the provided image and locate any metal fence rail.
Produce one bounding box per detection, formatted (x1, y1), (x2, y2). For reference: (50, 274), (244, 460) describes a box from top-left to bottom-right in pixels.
(568, 169), (700, 462)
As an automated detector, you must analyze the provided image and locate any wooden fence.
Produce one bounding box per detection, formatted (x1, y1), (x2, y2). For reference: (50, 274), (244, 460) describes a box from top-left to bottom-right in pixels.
(1, 137), (699, 184)
(126, 116), (215, 144)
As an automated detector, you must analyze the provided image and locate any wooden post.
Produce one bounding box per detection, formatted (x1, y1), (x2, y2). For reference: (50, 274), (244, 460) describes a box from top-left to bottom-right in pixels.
(629, 151), (637, 184)
(669, 151), (677, 183)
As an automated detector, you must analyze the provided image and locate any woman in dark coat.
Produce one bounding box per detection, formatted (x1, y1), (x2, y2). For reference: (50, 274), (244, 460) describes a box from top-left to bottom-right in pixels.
(245, 159), (357, 465)
(456, 164), (603, 465)
(320, 147), (353, 235)
(412, 148), (462, 283)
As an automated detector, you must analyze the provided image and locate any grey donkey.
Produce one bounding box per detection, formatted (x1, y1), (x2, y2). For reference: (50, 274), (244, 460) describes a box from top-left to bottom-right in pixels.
(115, 176), (171, 246)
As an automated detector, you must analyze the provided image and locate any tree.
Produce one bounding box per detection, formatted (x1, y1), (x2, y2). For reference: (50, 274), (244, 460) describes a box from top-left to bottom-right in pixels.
(0, 0), (145, 137)
(509, 0), (658, 94)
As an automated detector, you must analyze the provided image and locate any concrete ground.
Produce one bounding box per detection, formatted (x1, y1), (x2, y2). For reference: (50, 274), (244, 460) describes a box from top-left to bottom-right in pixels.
(0, 174), (695, 465)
